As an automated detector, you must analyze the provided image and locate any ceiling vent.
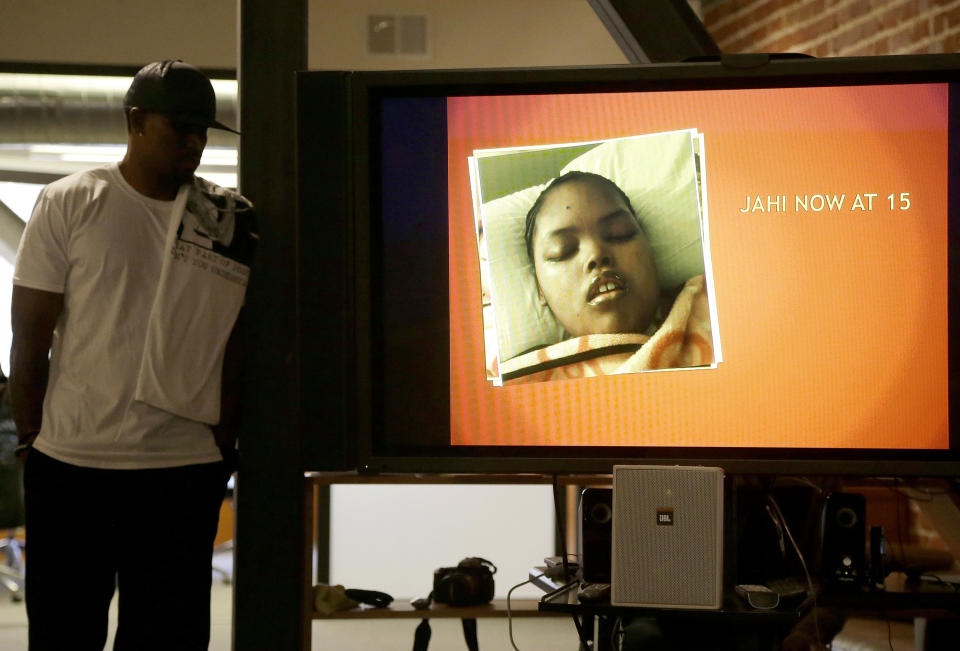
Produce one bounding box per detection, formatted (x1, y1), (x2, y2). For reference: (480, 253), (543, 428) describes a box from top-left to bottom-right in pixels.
(367, 14), (429, 56)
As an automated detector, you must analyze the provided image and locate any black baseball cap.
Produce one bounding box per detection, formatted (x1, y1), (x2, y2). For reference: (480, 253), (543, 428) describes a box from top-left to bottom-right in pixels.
(124, 60), (239, 134)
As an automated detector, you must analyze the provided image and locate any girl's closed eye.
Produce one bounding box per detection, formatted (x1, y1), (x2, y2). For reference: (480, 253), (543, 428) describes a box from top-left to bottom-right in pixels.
(543, 236), (577, 262)
(602, 213), (640, 242)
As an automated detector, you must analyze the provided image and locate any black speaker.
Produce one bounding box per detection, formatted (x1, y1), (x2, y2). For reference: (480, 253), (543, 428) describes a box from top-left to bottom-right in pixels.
(579, 487), (613, 583)
(820, 492), (866, 589)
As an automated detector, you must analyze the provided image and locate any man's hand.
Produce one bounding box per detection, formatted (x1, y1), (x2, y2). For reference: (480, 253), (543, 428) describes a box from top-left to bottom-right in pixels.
(10, 285), (63, 453)
(214, 312), (244, 472)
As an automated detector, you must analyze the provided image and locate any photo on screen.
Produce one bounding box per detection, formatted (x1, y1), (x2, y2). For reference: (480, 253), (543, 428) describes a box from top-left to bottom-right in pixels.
(468, 130), (719, 386)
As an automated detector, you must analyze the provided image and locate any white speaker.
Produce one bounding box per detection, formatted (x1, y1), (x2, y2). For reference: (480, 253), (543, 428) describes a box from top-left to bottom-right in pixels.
(611, 465), (724, 609)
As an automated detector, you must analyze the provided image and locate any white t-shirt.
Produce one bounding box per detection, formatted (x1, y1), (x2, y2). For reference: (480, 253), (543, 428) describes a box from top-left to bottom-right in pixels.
(13, 163), (223, 469)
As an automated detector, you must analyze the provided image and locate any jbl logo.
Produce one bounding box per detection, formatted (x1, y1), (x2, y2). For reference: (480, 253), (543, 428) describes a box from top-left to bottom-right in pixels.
(657, 508), (674, 526)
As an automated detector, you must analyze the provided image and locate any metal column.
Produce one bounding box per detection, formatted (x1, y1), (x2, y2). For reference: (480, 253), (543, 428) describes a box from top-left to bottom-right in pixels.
(235, 1), (307, 649)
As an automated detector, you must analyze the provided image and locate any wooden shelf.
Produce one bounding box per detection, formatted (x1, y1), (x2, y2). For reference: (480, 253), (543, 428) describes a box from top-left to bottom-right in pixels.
(311, 597), (561, 620)
(300, 472), (582, 649)
(304, 471), (612, 486)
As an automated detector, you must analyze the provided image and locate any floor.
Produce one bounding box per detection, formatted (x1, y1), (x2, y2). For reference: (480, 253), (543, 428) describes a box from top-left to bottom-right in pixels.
(0, 551), (919, 651)
(0, 547), (240, 651)
(0, 548), (578, 651)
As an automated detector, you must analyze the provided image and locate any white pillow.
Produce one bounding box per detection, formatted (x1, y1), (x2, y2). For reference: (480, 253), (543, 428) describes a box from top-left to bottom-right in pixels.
(482, 184), (565, 362)
(480, 130), (705, 361)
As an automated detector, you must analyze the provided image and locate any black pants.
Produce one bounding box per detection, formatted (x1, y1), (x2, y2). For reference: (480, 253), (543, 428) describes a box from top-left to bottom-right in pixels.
(23, 450), (229, 651)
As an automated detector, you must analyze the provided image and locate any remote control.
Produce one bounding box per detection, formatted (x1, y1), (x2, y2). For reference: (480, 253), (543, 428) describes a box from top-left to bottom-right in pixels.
(735, 584), (780, 610)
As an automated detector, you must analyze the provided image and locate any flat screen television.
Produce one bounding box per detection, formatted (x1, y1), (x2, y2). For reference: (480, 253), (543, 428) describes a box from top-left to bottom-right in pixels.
(297, 53), (960, 476)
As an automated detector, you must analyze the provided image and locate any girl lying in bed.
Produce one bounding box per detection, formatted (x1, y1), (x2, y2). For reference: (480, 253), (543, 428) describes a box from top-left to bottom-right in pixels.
(502, 170), (713, 384)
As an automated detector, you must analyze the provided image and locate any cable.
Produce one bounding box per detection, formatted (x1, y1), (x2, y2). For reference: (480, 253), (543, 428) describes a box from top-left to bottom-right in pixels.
(538, 577), (589, 648)
(506, 578), (533, 651)
(611, 615), (623, 651)
(551, 474), (574, 580)
(892, 478), (908, 570)
(791, 476), (826, 493)
(767, 494), (822, 650)
(919, 572), (960, 592)
(766, 503), (787, 557)
(550, 474), (592, 649)
(540, 577), (578, 602)
(508, 577), (594, 651)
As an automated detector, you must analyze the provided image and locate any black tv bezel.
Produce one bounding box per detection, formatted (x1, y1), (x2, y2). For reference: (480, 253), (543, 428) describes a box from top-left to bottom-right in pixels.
(298, 54), (960, 477)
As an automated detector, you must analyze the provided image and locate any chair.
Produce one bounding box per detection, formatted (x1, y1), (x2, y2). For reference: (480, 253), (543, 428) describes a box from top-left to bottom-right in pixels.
(0, 427), (25, 602)
(211, 474), (235, 584)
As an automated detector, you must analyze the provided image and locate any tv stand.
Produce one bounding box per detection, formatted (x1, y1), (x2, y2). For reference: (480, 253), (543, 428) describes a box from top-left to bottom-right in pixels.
(299, 472), (607, 651)
(299, 473), (960, 650)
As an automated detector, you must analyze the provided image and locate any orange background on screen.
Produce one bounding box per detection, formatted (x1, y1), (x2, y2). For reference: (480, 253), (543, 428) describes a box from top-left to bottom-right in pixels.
(447, 85), (949, 450)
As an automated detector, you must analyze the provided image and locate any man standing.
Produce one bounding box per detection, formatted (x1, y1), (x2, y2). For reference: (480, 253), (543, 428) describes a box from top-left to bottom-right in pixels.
(10, 60), (255, 650)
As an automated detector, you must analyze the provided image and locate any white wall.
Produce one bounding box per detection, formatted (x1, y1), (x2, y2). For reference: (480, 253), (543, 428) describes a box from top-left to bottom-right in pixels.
(0, 183), (44, 370)
(308, 0), (626, 69)
(0, 0), (239, 68)
(0, 0), (625, 70)
(330, 484), (557, 599)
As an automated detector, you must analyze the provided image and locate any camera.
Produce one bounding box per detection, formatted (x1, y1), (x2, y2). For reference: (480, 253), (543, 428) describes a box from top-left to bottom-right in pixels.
(432, 557), (496, 606)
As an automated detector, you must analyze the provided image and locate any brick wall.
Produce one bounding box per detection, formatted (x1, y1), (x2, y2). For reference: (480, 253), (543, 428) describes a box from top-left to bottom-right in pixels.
(701, 0), (960, 57)
(695, 0), (959, 568)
